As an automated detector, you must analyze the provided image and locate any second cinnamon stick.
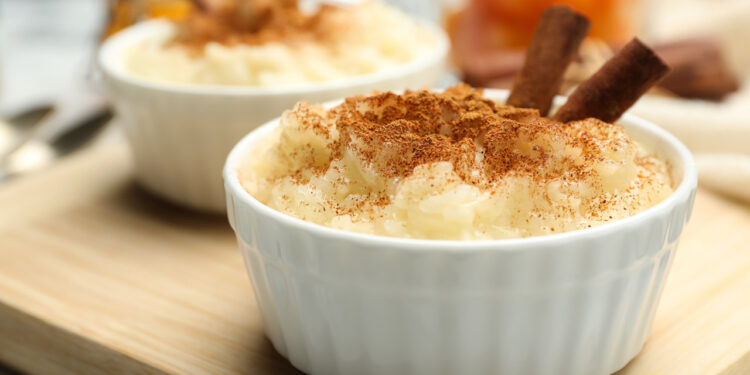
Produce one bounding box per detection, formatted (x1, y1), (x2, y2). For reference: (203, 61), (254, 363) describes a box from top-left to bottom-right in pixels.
(554, 38), (670, 123)
(507, 6), (590, 116)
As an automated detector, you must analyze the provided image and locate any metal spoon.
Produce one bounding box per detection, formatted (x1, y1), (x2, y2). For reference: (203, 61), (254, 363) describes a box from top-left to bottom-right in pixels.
(3, 104), (54, 132)
(0, 106), (113, 182)
(0, 104), (55, 159)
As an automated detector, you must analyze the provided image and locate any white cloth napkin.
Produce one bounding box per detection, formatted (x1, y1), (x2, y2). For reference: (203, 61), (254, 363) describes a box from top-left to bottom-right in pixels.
(631, 83), (750, 202)
(627, 0), (750, 202)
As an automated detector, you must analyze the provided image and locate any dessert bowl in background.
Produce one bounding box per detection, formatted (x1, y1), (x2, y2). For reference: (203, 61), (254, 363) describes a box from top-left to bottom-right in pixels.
(224, 90), (697, 375)
(98, 9), (448, 212)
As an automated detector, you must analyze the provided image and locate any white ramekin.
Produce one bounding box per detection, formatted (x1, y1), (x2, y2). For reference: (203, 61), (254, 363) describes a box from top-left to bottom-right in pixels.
(223, 90), (698, 375)
(98, 19), (448, 212)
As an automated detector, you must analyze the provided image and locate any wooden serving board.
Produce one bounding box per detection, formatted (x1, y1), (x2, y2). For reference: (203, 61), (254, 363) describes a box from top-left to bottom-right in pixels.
(0, 143), (749, 375)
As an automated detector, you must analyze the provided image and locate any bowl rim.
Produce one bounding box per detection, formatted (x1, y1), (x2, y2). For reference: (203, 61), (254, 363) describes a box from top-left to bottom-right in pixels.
(223, 89), (698, 251)
(97, 18), (449, 97)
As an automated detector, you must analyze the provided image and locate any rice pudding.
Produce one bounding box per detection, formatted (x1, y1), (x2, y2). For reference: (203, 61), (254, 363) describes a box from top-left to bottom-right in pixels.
(126, 1), (438, 86)
(239, 85), (673, 240)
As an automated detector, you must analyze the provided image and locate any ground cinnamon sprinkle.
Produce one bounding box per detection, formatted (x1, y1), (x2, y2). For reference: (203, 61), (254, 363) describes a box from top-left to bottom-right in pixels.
(172, 0), (337, 50)
(326, 84), (598, 186)
(241, 84), (674, 240)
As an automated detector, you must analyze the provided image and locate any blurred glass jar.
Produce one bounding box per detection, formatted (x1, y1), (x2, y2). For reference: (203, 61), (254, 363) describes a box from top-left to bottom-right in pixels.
(445, 0), (645, 50)
(104, 0), (194, 38)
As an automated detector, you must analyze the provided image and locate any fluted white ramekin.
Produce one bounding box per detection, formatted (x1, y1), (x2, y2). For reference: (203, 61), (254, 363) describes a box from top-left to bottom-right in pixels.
(98, 20), (448, 212)
(224, 90), (698, 375)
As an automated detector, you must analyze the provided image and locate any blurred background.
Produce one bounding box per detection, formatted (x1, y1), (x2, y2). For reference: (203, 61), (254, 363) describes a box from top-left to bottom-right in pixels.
(2, 0), (749, 104)
(0, 0), (106, 108)
(3, 0), (749, 104)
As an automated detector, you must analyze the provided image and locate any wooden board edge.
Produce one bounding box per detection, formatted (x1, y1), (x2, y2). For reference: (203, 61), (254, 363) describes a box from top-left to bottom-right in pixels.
(721, 350), (750, 375)
(0, 299), (167, 375)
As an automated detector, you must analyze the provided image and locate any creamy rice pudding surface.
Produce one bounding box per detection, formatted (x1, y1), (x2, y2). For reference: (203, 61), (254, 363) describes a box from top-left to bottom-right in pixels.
(240, 85), (673, 240)
(126, 1), (437, 86)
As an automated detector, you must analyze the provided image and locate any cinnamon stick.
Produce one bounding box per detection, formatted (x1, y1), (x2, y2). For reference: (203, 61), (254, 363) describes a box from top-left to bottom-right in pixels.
(507, 6), (590, 116)
(554, 38), (670, 123)
(655, 38), (739, 101)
